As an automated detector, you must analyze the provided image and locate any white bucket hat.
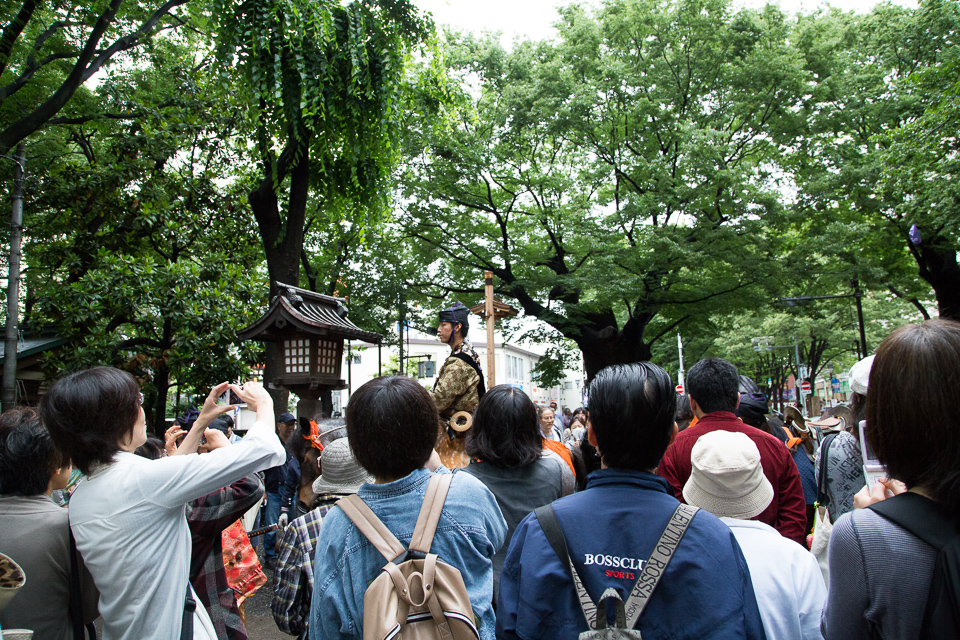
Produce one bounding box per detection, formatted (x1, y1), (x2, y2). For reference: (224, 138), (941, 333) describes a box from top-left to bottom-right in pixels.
(312, 438), (373, 495)
(682, 431), (774, 520)
(849, 354), (875, 395)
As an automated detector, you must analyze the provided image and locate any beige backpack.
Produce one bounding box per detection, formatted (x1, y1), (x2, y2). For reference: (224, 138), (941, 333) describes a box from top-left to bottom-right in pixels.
(337, 473), (480, 640)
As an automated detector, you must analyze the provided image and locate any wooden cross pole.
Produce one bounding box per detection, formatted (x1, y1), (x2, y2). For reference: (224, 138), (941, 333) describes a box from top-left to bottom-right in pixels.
(470, 272), (519, 391)
(485, 272), (495, 387)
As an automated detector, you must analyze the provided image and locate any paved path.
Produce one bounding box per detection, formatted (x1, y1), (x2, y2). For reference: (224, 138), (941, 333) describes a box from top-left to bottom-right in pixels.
(243, 567), (291, 640)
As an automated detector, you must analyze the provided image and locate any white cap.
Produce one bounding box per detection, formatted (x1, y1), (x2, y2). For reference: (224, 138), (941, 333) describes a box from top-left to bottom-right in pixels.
(849, 355), (875, 396)
(683, 431), (774, 520)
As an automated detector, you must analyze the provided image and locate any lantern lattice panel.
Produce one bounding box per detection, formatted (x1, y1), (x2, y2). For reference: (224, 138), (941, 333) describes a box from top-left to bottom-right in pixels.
(317, 339), (339, 375)
(284, 338), (310, 374)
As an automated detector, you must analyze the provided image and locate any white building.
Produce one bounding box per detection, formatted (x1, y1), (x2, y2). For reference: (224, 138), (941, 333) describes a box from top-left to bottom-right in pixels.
(331, 327), (586, 415)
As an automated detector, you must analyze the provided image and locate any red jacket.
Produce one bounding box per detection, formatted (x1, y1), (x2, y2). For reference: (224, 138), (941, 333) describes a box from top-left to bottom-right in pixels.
(658, 411), (807, 545)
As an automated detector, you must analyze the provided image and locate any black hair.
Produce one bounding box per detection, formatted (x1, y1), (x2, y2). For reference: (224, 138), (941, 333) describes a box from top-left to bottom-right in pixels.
(466, 385), (543, 469)
(134, 437), (165, 460)
(686, 358), (739, 414)
(0, 408), (63, 496)
(569, 445), (588, 492)
(41, 367), (141, 475)
(867, 319), (960, 518)
(737, 393), (768, 429)
(346, 376), (437, 480)
(588, 362), (676, 471)
(675, 394), (694, 431)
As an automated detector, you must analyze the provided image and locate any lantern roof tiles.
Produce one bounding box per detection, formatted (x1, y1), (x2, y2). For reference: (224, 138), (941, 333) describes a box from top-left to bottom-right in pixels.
(239, 283), (382, 344)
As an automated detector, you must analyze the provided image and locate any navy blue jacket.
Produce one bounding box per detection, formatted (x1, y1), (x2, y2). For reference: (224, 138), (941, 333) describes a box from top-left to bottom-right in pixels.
(496, 469), (767, 640)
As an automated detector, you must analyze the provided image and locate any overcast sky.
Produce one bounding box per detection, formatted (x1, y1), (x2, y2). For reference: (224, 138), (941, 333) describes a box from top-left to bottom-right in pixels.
(414, 0), (918, 45)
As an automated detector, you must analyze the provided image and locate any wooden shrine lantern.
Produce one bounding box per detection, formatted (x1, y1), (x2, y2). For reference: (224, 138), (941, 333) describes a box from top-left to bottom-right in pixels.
(239, 283), (382, 416)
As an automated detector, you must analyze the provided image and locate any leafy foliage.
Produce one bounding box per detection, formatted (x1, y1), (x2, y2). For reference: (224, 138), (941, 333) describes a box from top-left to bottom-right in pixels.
(398, 0), (809, 379)
(22, 40), (265, 429)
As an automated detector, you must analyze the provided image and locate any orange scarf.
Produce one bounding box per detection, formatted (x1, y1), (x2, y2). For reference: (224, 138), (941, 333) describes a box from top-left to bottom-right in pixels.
(542, 438), (575, 476)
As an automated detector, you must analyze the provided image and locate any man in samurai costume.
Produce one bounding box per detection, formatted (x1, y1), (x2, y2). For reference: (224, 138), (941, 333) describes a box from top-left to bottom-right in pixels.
(432, 301), (486, 468)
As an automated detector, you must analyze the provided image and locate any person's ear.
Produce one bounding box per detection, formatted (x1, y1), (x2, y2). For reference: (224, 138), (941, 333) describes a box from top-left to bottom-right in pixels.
(735, 393), (741, 411)
(688, 395), (706, 419)
(669, 422), (679, 445)
(587, 422), (598, 448)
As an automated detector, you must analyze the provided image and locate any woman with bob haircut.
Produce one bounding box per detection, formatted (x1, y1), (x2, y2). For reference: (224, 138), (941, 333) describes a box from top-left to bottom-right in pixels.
(0, 408), (99, 638)
(308, 375), (506, 640)
(40, 367), (285, 640)
(822, 319), (960, 639)
(461, 385), (571, 597)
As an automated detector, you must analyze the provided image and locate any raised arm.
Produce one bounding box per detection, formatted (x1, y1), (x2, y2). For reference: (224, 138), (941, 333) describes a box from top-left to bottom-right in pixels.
(139, 382), (286, 509)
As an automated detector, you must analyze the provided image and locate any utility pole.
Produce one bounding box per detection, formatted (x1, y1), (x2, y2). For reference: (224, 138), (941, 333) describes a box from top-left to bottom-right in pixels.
(794, 338), (807, 417)
(2, 143), (25, 413)
(677, 333), (685, 387)
(853, 279), (868, 357)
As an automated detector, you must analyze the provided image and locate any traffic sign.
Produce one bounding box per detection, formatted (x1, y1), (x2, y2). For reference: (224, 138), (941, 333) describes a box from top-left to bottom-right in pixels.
(800, 380), (812, 392)
(676, 384), (685, 394)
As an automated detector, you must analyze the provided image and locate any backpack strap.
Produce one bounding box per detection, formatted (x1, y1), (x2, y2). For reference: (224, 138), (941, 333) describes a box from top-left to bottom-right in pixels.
(181, 584), (196, 640)
(535, 503), (698, 631)
(622, 504), (699, 628)
(409, 473), (453, 554)
(535, 505), (599, 628)
(69, 530), (84, 640)
(869, 492), (960, 551)
(337, 494), (408, 562)
(450, 351), (486, 399)
(869, 492), (960, 639)
(816, 433), (838, 508)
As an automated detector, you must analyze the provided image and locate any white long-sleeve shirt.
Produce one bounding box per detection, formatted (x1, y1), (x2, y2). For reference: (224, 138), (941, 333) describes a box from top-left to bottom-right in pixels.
(69, 418), (285, 640)
(722, 518), (826, 640)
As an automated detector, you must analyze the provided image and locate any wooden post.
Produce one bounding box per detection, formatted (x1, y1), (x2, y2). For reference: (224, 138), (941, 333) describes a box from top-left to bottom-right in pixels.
(485, 271), (495, 387)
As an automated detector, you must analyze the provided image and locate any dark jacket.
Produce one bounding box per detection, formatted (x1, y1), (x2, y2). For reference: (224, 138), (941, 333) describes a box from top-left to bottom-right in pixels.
(187, 474), (265, 640)
(497, 469), (766, 640)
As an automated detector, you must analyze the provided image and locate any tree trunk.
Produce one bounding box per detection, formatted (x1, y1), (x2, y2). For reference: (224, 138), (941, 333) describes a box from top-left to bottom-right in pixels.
(911, 239), (960, 321)
(248, 135), (312, 418)
(150, 317), (173, 436)
(153, 363), (170, 437)
(574, 328), (653, 382)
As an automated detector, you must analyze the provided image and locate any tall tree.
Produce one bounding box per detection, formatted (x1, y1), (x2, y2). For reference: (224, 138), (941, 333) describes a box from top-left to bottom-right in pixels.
(23, 40), (263, 430)
(400, 0), (808, 380)
(211, 0), (437, 408)
(789, 0), (958, 319)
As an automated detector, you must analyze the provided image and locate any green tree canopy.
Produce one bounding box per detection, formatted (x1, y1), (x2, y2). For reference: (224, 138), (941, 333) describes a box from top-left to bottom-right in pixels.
(399, 0), (809, 380)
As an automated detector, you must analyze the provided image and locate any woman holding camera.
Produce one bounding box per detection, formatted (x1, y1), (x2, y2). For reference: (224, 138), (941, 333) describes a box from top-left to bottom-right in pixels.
(821, 319), (960, 639)
(41, 368), (284, 640)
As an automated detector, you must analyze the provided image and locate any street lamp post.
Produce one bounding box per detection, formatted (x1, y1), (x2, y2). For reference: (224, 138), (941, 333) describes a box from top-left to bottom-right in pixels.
(779, 283), (868, 357)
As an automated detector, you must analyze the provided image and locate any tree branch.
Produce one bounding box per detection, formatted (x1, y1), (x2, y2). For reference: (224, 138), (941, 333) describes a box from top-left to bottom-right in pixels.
(0, 0), (39, 77)
(0, 0), (188, 153)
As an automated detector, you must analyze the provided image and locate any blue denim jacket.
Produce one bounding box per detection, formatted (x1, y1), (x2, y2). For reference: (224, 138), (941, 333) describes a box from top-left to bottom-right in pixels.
(309, 467), (507, 640)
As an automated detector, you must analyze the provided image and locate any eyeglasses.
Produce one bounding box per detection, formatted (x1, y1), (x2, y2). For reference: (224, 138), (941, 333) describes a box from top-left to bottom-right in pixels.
(138, 392), (144, 406)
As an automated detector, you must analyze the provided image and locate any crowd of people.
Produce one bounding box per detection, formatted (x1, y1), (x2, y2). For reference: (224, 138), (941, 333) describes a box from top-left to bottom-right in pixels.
(1, 316), (959, 640)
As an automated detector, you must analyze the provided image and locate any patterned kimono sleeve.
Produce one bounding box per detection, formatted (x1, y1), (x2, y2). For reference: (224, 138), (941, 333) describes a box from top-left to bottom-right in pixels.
(431, 358), (477, 414)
